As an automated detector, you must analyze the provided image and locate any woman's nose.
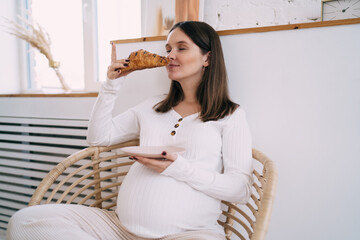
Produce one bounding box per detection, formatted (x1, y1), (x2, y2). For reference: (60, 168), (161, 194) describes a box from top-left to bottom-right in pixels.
(167, 50), (175, 60)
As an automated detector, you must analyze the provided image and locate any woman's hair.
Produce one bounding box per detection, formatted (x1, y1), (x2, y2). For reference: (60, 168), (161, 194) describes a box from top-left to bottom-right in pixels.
(154, 21), (238, 122)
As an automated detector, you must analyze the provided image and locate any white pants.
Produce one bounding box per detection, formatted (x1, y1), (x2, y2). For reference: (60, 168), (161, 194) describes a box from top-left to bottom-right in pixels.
(6, 204), (225, 240)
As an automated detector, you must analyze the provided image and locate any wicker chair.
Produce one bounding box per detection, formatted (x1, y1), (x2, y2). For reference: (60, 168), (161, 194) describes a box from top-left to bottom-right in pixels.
(29, 139), (277, 240)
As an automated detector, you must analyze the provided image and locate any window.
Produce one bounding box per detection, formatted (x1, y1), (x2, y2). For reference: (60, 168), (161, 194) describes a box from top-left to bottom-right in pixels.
(30, 0), (85, 91)
(27, 0), (141, 92)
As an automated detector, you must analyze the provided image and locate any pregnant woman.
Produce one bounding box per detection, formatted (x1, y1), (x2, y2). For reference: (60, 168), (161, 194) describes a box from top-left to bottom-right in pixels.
(7, 21), (253, 240)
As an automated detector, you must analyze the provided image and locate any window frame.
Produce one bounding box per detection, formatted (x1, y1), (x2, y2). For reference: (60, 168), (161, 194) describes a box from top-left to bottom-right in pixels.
(82, 0), (100, 91)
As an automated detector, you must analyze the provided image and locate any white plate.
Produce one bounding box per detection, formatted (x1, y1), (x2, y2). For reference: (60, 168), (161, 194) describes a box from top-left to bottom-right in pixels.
(120, 146), (185, 158)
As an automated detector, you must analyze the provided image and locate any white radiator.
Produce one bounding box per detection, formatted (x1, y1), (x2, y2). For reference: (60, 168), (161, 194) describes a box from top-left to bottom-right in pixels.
(0, 116), (90, 236)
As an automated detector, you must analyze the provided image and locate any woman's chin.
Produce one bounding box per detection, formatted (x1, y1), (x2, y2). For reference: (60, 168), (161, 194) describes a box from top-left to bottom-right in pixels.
(167, 73), (179, 80)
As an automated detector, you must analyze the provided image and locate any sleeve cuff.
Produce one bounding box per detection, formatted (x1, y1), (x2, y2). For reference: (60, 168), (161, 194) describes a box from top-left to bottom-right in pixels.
(161, 155), (190, 181)
(101, 76), (127, 93)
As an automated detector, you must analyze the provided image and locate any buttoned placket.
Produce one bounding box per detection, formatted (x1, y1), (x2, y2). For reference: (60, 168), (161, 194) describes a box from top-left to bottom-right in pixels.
(170, 117), (183, 136)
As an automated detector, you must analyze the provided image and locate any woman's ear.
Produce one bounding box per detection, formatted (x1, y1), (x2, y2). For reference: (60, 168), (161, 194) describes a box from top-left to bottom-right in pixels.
(203, 51), (211, 67)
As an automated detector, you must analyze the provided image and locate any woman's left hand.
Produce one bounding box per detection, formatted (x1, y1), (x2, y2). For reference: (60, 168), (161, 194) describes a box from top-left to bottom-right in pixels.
(131, 152), (177, 173)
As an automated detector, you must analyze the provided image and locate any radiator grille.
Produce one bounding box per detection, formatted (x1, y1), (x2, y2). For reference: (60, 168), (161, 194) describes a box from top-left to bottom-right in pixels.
(0, 116), (89, 236)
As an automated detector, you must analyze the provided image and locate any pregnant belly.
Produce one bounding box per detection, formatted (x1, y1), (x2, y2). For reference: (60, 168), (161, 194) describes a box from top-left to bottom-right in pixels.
(115, 165), (221, 238)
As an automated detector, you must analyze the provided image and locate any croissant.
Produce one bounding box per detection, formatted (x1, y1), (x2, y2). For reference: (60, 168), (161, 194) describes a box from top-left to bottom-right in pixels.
(121, 49), (169, 73)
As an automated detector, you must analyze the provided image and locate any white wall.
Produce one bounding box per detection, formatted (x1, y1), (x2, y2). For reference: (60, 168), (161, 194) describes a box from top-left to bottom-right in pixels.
(113, 23), (360, 240)
(0, 0), (23, 93)
(222, 23), (360, 240)
(204, 0), (322, 30)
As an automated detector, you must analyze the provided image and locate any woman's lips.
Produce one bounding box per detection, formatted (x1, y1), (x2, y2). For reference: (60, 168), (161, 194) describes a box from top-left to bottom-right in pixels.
(167, 63), (180, 71)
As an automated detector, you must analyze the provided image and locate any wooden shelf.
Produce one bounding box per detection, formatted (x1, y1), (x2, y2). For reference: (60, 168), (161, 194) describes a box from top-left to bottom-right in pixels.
(112, 18), (360, 44)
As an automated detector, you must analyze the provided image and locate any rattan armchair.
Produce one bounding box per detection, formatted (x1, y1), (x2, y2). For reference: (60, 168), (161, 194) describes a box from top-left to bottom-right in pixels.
(29, 139), (277, 240)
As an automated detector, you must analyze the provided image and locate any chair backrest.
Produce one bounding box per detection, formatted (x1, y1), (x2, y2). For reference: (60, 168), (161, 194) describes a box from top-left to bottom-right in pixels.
(218, 149), (278, 240)
(29, 139), (277, 240)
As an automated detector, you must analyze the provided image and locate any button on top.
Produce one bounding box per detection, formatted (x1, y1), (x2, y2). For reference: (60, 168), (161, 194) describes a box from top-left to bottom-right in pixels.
(171, 118), (182, 136)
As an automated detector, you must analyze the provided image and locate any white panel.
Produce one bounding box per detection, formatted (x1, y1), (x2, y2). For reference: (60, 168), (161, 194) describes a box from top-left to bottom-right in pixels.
(1, 192), (31, 204)
(0, 125), (87, 136)
(0, 207), (16, 217)
(0, 200), (26, 211)
(0, 216), (8, 223)
(0, 175), (42, 187)
(0, 166), (50, 179)
(0, 116), (89, 127)
(0, 115), (93, 236)
(0, 134), (87, 146)
(0, 222), (8, 231)
(0, 158), (94, 174)
(0, 142), (81, 155)
(0, 97), (96, 119)
(0, 183), (35, 195)
(0, 152), (67, 164)
(0, 158), (57, 171)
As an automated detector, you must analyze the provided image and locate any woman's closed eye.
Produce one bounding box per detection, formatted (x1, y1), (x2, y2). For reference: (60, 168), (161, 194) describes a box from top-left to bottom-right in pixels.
(166, 48), (187, 53)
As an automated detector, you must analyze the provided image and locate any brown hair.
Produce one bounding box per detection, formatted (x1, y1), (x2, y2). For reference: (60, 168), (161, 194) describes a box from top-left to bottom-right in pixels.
(154, 21), (238, 122)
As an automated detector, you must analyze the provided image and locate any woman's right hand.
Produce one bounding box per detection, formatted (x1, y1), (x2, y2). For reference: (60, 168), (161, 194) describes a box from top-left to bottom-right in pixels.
(107, 42), (132, 80)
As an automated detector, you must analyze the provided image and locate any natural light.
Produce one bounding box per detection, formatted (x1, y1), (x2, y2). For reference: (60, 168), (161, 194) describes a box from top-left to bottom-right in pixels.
(31, 0), (84, 91)
(30, 0), (141, 92)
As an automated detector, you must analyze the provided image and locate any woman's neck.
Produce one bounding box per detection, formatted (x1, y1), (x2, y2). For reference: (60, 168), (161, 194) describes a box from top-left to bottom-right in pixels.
(182, 92), (198, 104)
(178, 77), (201, 104)
(173, 78), (201, 117)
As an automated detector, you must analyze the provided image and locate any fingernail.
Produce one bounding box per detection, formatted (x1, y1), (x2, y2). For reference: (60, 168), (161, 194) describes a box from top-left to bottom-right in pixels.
(124, 63), (128, 67)
(161, 151), (167, 156)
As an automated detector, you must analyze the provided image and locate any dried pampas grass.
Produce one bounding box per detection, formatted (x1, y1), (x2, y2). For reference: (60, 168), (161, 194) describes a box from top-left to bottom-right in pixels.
(2, 15), (70, 91)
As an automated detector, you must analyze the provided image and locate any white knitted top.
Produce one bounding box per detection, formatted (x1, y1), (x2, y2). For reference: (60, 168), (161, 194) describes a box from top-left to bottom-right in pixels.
(87, 78), (253, 238)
